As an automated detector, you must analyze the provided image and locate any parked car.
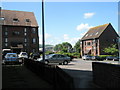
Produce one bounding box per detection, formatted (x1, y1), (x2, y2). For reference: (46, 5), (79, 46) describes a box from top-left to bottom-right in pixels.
(36, 54), (71, 65)
(82, 55), (92, 60)
(3, 53), (22, 64)
(91, 56), (103, 61)
(113, 57), (120, 61)
(18, 52), (28, 59)
(31, 53), (40, 59)
(106, 56), (120, 61)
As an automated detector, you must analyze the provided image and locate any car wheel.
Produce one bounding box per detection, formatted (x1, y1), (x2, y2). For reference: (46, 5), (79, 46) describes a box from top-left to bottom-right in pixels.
(59, 63), (62, 65)
(63, 61), (68, 65)
(44, 61), (49, 64)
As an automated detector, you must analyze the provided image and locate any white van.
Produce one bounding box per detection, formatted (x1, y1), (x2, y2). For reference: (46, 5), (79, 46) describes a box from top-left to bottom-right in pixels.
(18, 52), (28, 59)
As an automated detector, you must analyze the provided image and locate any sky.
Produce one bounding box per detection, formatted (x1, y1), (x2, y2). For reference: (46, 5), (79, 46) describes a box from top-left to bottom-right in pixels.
(1, 1), (118, 46)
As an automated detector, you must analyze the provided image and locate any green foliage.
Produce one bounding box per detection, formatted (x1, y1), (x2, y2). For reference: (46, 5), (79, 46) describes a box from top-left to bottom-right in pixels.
(45, 51), (54, 54)
(55, 51), (80, 58)
(74, 39), (81, 53)
(54, 42), (72, 53)
(103, 44), (119, 56)
(99, 55), (112, 59)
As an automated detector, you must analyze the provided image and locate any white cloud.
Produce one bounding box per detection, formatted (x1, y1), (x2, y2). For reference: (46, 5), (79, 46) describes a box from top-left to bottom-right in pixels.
(39, 33), (52, 44)
(84, 13), (95, 19)
(62, 34), (80, 46)
(63, 34), (69, 40)
(76, 23), (93, 31)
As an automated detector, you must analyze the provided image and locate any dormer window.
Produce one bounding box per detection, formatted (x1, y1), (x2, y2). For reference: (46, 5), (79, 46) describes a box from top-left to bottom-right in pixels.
(26, 19), (31, 22)
(85, 34), (88, 37)
(95, 32), (99, 35)
(13, 18), (19, 22)
(89, 34), (93, 37)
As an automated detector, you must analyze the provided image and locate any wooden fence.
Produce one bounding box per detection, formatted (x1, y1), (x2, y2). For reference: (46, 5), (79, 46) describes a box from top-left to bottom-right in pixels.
(24, 59), (74, 89)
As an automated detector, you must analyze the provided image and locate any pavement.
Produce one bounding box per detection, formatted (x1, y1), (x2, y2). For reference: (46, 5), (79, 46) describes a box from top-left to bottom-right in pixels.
(2, 64), (53, 89)
(58, 59), (119, 88)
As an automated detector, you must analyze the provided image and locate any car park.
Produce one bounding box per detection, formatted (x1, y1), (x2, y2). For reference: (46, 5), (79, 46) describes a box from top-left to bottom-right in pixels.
(18, 52), (28, 59)
(36, 54), (71, 65)
(82, 55), (92, 60)
(3, 53), (22, 64)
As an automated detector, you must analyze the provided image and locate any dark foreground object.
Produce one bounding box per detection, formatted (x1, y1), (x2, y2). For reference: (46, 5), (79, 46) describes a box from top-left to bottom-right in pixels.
(2, 65), (53, 89)
(92, 62), (120, 88)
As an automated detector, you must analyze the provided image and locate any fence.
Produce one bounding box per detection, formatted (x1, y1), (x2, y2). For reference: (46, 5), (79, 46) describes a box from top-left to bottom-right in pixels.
(24, 59), (74, 89)
(92, 62), (120, 88)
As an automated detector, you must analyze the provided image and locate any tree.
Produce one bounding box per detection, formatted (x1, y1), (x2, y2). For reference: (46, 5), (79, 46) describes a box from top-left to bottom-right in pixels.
(54, 44), (63, 52)
(54, 42), (72, 53)
(103, 44), (119, 56)
(74, 39), (81, 53)
(62, 42), (72, 52)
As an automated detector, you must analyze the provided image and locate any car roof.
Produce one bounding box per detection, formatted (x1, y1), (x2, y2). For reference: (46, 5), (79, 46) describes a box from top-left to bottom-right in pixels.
(6, 53), (17, 54)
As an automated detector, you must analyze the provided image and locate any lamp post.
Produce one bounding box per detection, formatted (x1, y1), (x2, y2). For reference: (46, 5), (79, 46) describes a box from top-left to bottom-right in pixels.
(42, 0), (45, 61)
(118, 37), (120, 64)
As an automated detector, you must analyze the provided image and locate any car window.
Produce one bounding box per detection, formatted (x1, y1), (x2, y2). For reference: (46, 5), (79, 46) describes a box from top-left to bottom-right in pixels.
(59, 55), (65, 58)
(52, 55), (58, 58)
(22, 53), (27, 55)
(7, 54), (17, 57)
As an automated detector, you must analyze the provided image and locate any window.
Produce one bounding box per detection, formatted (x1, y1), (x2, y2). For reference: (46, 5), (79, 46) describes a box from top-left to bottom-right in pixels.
(32, 28), (36, 33)
(24, 38), (27, 42)
(5, 32), (8, 36)
(87, 42), (91, 46)
(95, 32), (99, 35)
(89, 34), (93, 36)
(32, 38), (36, 44)
(5, 38), (8, 42)
(5, 43), (8, 47)
(24, 28), (27, 32)
(13, 18), (19, 22)
(85, 34), (88, 37)
(12, 31), (20, 35)
(24, 33), (27, 36)
(25, 19), (31, 22)
(24, 43), (27, 47)
(32, 49), (35, 52)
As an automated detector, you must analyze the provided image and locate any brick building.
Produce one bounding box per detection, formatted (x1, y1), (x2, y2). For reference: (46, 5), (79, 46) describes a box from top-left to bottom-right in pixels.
(1, 10), (39, 54)
(80, 23), (119, 56)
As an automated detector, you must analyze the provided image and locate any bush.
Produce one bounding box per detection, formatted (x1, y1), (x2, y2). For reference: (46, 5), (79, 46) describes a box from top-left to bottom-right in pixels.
(98, 55), (112, 60)
(55, 52), (80, 58)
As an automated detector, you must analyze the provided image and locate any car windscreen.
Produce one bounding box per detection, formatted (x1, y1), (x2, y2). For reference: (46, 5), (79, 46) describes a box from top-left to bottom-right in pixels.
(7, 54), (17, 57)
(22, 53), (27, 55)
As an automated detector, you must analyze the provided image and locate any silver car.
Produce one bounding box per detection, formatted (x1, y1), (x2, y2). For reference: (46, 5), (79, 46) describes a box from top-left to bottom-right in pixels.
(37, 54), (71, 65)
(82, 55), (92, 60)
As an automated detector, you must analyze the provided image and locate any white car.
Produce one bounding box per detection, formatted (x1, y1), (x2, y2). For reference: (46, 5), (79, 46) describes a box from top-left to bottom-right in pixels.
(18, 52), (28, 59)
(82, 55), (92, 60)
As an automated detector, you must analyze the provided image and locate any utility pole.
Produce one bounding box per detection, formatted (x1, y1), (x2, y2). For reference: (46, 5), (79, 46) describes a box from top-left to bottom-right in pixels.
(42, 0), (45, 61)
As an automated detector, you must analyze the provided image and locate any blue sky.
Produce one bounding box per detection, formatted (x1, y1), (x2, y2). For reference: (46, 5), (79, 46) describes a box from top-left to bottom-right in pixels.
(1, 2), (118, 46)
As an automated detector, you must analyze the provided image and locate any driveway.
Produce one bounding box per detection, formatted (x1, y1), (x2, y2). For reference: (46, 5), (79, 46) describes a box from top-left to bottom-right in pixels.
(58, 59), (119, 88)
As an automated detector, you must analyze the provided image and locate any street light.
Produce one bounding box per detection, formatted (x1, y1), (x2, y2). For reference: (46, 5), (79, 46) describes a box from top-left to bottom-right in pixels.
(42, 0), (45, 61)
(118, 37), (120, 64)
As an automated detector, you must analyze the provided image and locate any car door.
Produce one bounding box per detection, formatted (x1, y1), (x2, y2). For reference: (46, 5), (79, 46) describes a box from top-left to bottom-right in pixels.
(57, 55), (63, 63)
(50, 55), (57, 63)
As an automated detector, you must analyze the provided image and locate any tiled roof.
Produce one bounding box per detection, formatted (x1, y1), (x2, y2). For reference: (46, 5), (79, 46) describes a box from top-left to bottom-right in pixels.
(81, 23), (110, 40)
(1, 9), (38, 27)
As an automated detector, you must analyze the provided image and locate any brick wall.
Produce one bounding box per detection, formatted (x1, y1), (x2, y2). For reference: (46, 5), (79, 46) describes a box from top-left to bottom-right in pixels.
(92, 62), (120, 88)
